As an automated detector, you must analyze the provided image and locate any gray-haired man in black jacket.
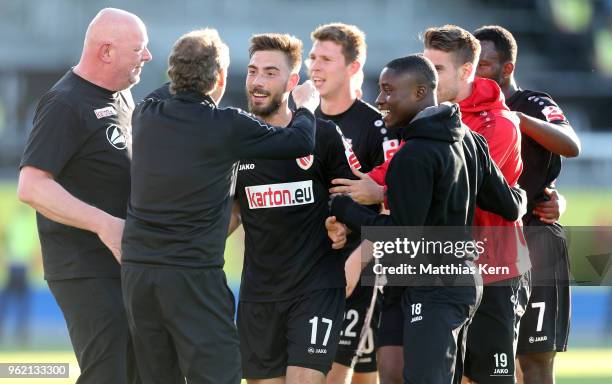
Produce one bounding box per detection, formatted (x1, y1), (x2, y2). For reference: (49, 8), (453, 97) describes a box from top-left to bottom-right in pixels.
(122, 28), (320, 384)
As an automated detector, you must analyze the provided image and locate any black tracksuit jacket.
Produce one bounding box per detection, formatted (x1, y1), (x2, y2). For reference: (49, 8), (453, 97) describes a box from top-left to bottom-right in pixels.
(331, 102), (526, 232)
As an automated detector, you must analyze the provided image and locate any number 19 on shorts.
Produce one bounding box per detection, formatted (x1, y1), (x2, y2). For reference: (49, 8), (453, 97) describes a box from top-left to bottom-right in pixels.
(492, 353), (511, 376)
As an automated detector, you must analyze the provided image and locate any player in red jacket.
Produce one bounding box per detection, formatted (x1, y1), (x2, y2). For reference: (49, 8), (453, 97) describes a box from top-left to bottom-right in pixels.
(456, 76), (530, 286)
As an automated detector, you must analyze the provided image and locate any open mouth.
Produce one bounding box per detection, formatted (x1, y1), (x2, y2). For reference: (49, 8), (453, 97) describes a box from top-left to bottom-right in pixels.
(250, 89), (270, 101)
(311, 77), (324, 87)
(379, 109), (390, 118)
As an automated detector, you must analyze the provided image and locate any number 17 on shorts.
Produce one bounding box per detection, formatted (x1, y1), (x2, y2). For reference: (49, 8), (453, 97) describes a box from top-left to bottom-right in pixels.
(308, 316), (334, 354)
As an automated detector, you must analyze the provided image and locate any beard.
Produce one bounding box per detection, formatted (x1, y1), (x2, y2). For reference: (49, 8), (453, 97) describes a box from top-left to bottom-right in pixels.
(437, 85), (459, 103)
(246, 86), (283, 117)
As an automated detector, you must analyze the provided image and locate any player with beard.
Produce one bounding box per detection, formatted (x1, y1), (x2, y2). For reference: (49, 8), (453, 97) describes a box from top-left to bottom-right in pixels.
(473, 25), (580, 384)
(308, 23), (400, 384)
(231, 33), (358, 384)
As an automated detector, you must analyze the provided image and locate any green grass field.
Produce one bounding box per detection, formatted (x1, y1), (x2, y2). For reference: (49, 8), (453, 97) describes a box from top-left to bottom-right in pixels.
(0, 349), (611, 383)
(0, 187), (611, 383)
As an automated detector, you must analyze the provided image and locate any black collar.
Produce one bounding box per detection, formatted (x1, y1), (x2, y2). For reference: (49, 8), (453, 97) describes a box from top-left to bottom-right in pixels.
(174, 90), (216, 106)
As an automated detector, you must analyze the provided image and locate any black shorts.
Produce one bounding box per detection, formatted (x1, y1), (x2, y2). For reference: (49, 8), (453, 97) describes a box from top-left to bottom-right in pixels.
(518, 225), (571, 354)
(238, 288), (345, 379)
(464, 272), (531, 384)
(402, 282), (482, 384)
(334, 285), (381, 373)
(377, 287), (404, 348)
(47, 278), (140, 384)
(121, 264), (240, 384)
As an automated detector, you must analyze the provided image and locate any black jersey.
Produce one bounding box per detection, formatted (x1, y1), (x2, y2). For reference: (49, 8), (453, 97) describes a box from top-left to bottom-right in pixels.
(316, 99), (399, 173)
(506, 90), (568, 225)
(20, 70), (133, 281)
(317, 99), (397, 301)
(236, 117), (354, 302)
(122, 89), (315, 269)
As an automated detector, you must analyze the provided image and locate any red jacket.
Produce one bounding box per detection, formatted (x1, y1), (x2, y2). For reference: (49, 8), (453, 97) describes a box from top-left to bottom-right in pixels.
(369, 141), (404, 186)
(460, 77), (529, 284)
(368, 78), (530, 283)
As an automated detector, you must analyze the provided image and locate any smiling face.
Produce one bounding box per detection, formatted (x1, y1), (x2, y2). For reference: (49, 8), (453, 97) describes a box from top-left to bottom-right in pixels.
(113, 21), (152, 89)
(307, 40), (354, 98)
(375, 67), (421, 128)
(245, 50), (296, 118)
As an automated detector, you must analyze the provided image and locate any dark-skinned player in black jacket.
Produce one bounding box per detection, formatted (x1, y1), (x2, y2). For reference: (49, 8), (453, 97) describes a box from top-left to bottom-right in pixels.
(327, 54), (527, 384)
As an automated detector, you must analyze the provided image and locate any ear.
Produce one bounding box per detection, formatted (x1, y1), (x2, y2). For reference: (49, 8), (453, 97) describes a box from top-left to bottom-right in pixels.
(348, 60), (361, 77)
(502, 61), (514, 80)
(98, 43), (113, 64)
(460, 61), (475, 81)
(286, 72), (300, 92)
(415, 84), (428, 101)
(217, 67), (227, 89)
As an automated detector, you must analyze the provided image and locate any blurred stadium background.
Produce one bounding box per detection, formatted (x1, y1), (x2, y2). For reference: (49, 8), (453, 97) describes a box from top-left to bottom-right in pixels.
(0, 0), (610, 382)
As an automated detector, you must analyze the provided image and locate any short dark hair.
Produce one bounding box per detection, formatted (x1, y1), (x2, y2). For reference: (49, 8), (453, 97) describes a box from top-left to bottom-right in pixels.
(422, 25), (481, 67)
(168, 28), (230, 95)
(311, 23), (367, 64)
(249, 33), (303, 72)
(473, 25), (517, 64)
(385, 54), (438, 91)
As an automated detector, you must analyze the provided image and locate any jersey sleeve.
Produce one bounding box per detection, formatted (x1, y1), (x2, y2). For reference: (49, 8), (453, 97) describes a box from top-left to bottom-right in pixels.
(228, 107), (316, 159)
(20, 94), (85, 176)
(523, 93), (571, 129)
(368, 158), (389, 186)
(330, 194), (394, 233)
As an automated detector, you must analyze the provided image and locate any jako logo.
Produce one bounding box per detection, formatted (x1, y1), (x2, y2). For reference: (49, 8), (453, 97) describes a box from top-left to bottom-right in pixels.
(106, 125), (127, 150)
(245, 181), (314, 209)
(529, 335), (547, 343)
(239, 163), (255, 171)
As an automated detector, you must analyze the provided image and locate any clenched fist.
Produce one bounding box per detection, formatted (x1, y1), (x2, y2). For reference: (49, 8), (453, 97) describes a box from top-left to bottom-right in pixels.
(292, 80), (320, 114)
